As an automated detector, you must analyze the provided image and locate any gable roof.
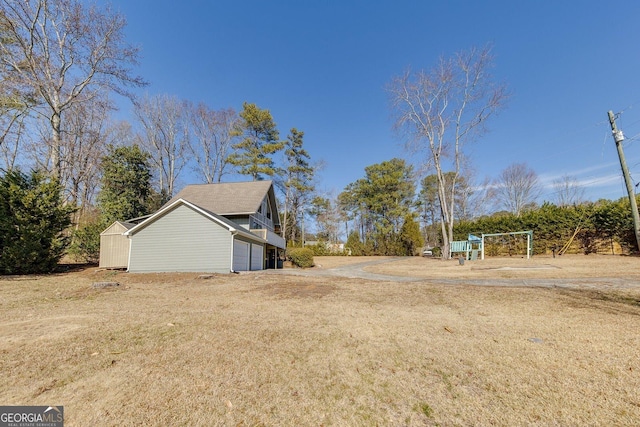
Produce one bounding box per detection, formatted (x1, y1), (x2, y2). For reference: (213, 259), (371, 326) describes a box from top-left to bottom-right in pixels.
(124, 198), (265, 243)
(164, 180), (279, 221)
(100, 221), (135, 236)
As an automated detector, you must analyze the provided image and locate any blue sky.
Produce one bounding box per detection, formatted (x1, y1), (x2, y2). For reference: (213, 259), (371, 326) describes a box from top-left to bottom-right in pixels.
(108, 0), (640, 203)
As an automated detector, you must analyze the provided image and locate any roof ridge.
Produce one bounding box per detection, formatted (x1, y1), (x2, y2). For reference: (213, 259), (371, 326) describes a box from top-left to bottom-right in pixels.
(179, 180), (272, 188)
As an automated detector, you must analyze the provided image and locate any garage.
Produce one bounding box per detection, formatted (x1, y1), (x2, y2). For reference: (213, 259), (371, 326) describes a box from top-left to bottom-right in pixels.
(251, 244), (264, 271)
(233, 240), (250, 271)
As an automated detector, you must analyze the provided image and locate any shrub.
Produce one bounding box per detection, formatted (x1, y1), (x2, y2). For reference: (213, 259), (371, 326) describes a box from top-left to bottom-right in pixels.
(306, 243), (348, 256)
(307, 243), (331, 256)
(287, 247), (314, 268)
(68, 219), (105, 263)
(0, 169), (75, 274)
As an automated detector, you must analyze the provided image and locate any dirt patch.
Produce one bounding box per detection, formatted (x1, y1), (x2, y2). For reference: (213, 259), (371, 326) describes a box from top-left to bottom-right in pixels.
(261, 281), (337, 298)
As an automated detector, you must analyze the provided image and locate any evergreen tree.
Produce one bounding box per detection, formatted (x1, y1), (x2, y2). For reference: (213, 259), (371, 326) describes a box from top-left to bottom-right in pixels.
(345, 231), (367, 256)
(69, 145), (155, 263)
(0, 169), (75, 274)
(228, 102), (284, 180)
(98, 144), (153, 225)
(399, 214), (424, 256)
(282, 128), (315, 243)
(67, 217), (103, 263)
(339, 158), (416, 254)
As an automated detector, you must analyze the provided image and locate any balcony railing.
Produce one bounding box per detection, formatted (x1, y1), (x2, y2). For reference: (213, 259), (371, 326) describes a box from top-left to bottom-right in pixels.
(250, 229), (286, 248)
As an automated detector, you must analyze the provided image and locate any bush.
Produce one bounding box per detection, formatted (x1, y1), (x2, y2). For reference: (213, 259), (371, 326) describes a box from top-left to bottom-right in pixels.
(306, 243), (348, 256)
(287, 247), (314, 268)
(68, 220), (105, 263)
(0, 169), (75, 274)
(307, 243), (331, 256)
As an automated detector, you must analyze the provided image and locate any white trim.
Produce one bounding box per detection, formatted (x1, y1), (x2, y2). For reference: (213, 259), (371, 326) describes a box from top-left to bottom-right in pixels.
(126, 237), (132, 271)
(230, 231), (237, 272)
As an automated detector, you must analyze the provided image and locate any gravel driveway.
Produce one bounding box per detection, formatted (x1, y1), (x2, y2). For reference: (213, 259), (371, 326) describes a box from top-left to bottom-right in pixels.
(261, 257), (640, 291)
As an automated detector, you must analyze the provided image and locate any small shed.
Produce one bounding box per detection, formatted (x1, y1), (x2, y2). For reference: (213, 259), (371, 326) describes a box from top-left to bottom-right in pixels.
(99, 221), (134, 268)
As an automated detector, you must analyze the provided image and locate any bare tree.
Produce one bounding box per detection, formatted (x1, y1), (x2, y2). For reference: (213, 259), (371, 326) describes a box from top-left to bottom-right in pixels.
(0, 0), (145, 179)
(388, 45), (508, 258)
(553, 174), (585, 207)
(309, 195), (342, 244)
(134, 94), (188, 197)
(63, 93), (112, 218)
(21, 93), (112, 219)
(0, 109), (27, 169)
(105, 120), (137, 150)
(495, 163), (541, 216)
(0, 9), (35, 155)
(460, 174), (497, 220)
(185, 102), (239, 183)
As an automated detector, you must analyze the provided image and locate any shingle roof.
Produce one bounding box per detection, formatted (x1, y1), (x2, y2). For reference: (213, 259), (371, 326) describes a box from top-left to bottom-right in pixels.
(164, 180), (274, 215)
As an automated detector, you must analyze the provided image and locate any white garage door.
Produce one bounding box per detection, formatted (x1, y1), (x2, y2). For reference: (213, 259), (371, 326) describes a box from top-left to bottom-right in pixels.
(250, 244), (264, 271)
(233, 240), (250, 272)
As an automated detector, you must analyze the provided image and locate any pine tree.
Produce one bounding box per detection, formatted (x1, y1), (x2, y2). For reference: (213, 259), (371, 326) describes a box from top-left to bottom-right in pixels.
(282, 128), (315, 243)
(339, 158), (416, 254)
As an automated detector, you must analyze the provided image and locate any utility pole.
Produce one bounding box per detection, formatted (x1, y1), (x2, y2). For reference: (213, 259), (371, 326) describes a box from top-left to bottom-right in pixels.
(608, 110), (640, 252)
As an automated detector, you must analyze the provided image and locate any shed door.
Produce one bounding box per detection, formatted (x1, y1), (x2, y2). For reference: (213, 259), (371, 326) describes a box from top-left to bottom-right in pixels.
(233, 240), (250, 272)
(250, 244), (264, 271)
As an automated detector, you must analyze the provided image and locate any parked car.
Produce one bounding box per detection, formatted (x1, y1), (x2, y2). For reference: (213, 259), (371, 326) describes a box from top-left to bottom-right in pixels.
(422, 249), (433, 257)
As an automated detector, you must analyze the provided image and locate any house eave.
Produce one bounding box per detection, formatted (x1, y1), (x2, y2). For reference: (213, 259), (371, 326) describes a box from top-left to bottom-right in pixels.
(124, 199), (266, 244)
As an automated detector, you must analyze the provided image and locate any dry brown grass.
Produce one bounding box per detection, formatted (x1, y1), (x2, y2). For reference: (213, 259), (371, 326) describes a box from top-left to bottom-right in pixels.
(362, 253), (640, 280)
(1, 256), (640, 426)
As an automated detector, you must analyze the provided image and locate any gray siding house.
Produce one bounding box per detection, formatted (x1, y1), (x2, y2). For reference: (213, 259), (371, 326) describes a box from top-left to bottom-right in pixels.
(118, 181), (285, 273)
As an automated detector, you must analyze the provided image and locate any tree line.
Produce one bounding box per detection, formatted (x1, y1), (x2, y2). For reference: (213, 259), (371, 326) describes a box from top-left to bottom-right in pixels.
(306, 158), (637, 257)
(0, 1), (520, 267)
(454, 199), (640, 256)
(0, 0), (317, 271)
(1, 0), (636, 272)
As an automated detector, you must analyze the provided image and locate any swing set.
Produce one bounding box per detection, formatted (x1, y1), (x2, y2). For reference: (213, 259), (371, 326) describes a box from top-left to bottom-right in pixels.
(450, 231), (534, 260)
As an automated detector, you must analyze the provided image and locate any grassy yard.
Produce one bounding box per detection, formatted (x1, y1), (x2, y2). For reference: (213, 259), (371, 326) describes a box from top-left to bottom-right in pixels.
(1, 256), (639, 426)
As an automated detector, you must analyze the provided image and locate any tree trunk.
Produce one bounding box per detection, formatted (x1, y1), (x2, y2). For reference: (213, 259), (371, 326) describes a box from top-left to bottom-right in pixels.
(51, 110), (62, 180)
(282, 184), (290, 240)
